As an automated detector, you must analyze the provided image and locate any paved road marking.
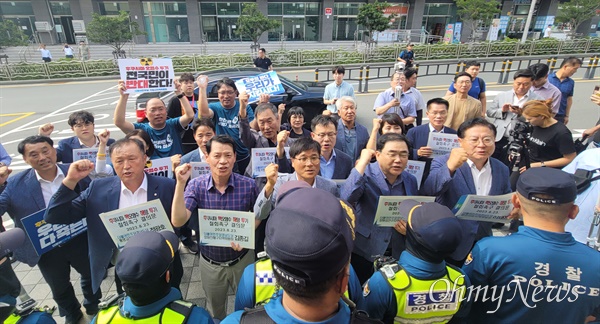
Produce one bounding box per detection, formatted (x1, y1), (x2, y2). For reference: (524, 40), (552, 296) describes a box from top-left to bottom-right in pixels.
(0, 112), (36, 127)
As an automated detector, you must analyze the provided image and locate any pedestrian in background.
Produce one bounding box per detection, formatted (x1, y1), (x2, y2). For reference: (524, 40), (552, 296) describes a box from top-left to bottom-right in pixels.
(38, 44), (51, 63)
(63, 44), (74, 59)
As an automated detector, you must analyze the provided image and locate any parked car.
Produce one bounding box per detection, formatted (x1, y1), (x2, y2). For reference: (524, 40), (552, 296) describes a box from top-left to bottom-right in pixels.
(135, 67), (328, 128)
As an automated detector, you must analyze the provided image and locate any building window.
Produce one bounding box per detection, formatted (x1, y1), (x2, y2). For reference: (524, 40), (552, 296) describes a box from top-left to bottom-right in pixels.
(199, 2), (254, 42)
(333, 2), (364, 41)
(422, 3), (457, 38)
(99, 2), (130, 15)
(49, 1), (72, 16)
(268, 2), (321, 42)
(0, 1), (34, 16)
(143, 2), (189, 43)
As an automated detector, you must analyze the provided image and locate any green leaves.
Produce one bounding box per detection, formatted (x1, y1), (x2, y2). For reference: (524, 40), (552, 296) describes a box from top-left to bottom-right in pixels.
(556, 0), (600, 34)
(455, 0), (501, 41)
(86, 11), (145, 52)
(0, 20), (28, 49)
(357, 2), (395, 39)
(236, 3), (281, 44)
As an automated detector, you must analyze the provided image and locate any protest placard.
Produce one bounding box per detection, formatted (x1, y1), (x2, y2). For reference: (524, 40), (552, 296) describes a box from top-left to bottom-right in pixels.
(118, 58), (174, 94)
(144, 157), (172, 178)
(72, 148), (100, 164)
(405, 160), (426, 189)
(99, 200), (174, 250)
(251, 147), (290, 178)
(374, 196), (436, 227)
(427, 132), (460, 157)
(190, 162), (211, 179)
(452, 193), (514, 223)
(198, 209), (255, 250)
(21, 210), (87, 256)
(234, 71), (285, 102)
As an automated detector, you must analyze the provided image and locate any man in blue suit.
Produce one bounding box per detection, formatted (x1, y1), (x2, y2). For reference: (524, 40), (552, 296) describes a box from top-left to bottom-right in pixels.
(341, 133), (419, 284)
(406, 98), (457, 160)
(45, 138), (184, 298)
(0, 136), (100, 324)
(38, 111), (116, 163)
(334, 96), (369, 164)
(421, 118), (511, 266)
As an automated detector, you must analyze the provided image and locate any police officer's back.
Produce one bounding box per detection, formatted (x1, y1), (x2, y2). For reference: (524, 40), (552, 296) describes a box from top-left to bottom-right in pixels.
(363, 200), (472, 323)
(463, 168), (600, 323)
(223, 188), (381, 323)
(92, 231), (213, 324)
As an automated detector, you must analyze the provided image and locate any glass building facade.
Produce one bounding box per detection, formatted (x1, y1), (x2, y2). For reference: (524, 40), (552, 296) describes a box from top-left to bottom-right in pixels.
(143, 2), (189, 43)
(0, 1), (35, 39)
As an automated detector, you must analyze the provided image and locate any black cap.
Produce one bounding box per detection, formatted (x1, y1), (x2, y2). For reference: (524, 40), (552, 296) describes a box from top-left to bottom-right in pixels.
(0, 228), (25, 258)
(266, 188), (354, 286)
(517, 168), (577, 204)
(399, 200), (470, 261)
(116, 231), (179, 285)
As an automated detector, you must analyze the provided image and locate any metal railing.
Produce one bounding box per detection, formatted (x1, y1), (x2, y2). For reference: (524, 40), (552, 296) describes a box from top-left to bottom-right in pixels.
(1, 38), (599, 81)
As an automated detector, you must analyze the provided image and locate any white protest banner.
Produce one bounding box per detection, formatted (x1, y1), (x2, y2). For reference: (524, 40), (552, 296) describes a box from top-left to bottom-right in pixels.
(144, 157), (172, 178)
(251, 147), (290, 178)
(198, 209), (255, 250)
(190, 162), (211, 179)
(235, 71), (285, 103)
(118, 58), (175, 94)
(405, 160), (426, 189)
(452, 193), (514, 224)
(99, 200), (174, 250)
(72, 148), (99, 164)
(374, 196), (436, 227)
(427, 132), (460, 157)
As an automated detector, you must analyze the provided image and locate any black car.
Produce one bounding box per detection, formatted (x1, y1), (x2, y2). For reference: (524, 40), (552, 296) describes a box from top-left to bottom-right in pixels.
(135, 67), (328, 129)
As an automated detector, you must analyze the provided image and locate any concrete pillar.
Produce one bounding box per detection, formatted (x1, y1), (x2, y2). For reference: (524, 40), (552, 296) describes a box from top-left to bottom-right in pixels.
(320, 0), (334, 42)
(538, 0), (558, 16)
(186, 0), (202, 44)
(32, 0), (56, 44)
(406, 0), (425, 31)
(128, 0), (147, 44)
(256, 0), (269, 44)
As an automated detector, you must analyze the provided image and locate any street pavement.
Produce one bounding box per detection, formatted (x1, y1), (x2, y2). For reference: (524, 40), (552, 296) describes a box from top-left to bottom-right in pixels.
(1, 67), (598, 323)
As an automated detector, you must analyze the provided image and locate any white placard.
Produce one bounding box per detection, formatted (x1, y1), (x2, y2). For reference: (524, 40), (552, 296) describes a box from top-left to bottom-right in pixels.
(453, 193), (514, 223)
(72, 148), (99, 163)
(144, 157), (172, 178)
(427, 132), (460, 157)
(405, 160), (426, 189)
(198, 209), (255, 250)
(251, 147), (290, 178)
(374, 196), (436, 227)
(118, 58), (175, 94)
(234, 71), (285, 103)
(99, 200), (174, 250)
(190, 162), (211, 179)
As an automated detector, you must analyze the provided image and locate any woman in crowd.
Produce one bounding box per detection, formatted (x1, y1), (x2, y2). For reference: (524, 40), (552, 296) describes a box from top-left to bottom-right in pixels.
(366, 113), (405, 150)
(125, 129), (156, 166)
(281, 106), (311, 138)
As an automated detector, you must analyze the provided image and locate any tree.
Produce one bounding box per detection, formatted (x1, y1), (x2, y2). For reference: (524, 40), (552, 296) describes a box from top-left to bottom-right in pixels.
(86, 11), (144, 54)
(357, 2), (395, 44)
(236, 3), (281, 51)
(455, 0), (501, 42)
(556, 0), (600, 38)
(0, 20), (28, 50)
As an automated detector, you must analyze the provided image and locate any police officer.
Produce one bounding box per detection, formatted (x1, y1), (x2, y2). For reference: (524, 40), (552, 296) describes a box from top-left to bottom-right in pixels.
(363, 200), (472, 323)
(463, 167), (600, 322)
(223, 188), (381, 323)
(234, 181), (364, 311)
(92, 231), (214, 324)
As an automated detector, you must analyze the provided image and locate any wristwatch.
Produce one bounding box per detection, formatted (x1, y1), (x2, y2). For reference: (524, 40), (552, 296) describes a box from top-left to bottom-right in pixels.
(177, 94), (184, 99)
(541, 161), (546, 167)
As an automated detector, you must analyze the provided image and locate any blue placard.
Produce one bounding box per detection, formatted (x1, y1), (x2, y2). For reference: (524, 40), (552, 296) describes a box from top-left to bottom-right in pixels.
(21, 210), (88, 256)
(235, 71), (285, 103)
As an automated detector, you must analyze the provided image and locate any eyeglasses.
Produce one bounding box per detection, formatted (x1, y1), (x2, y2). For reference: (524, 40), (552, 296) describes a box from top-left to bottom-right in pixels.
(466, 137), (495, 146)
(427, 111), (448, 117)
(456, 80), (472, 85)
(73, 122), (93, 128)
(293, 156), (320, 164)
(218, 91), (235, 95)
(315, 132), (337, 139)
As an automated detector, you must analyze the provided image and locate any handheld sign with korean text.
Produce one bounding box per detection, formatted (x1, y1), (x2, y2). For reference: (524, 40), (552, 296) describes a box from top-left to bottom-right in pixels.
(374, 196), (436, 227)
(144, 157), (172, 178)
(118, 58), (175, 94)
(234, 71), (285, 103)
(427, 132), (460, 158)
(99, 200), (174, 250)
(405, 160), (426, 189)
(190, 162), (211, 179)
(452, 193), (514, 223)
(21, 210), (87, 256)
(251, 147), (290, 178)
(198, 209), (255, 250)
(72, 148), (100, 164)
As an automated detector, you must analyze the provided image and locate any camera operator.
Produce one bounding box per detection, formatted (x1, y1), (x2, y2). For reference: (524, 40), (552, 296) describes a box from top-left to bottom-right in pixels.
(520, 99), (576, 172)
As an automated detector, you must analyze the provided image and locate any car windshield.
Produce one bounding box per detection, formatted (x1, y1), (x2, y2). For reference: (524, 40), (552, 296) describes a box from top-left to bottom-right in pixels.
(278, 74), (307, 90)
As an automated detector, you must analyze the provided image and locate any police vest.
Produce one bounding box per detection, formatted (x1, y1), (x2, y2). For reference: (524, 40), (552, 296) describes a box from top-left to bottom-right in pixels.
(95, 300), (193, 324)
(254, 258), (351, 306)
(381, 264), (465, 324)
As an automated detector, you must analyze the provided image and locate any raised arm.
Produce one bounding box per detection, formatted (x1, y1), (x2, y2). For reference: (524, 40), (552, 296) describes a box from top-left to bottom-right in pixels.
(113, 81), (135, 133)
(175, 80), (195, 126)
(172, 164), (193, 227)
(197, 75), (214, 119)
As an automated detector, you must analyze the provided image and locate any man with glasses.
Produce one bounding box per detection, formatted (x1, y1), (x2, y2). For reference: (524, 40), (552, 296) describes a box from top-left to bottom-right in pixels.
(255, 137), (339, 221)
(443, 72), (483, 130)
(114, 79), (195, 158)
(373, 72), (416, 129)
(421, 118), (511, 266)
(406, 98), (456, 160)
(340, 133), (419, 284)
(38, 111), (115, 163)
(487, 69), (542, 164)
(335, 96), (369, 164)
